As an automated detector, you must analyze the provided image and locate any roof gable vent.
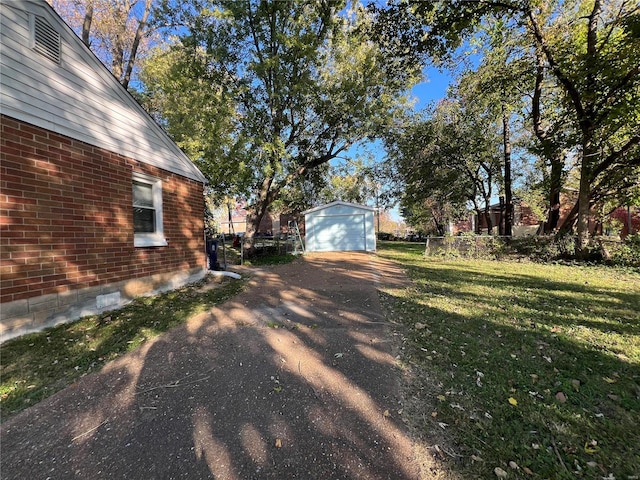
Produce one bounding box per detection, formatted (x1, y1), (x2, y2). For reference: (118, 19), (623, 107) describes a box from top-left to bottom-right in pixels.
(33, 15), (61, 64)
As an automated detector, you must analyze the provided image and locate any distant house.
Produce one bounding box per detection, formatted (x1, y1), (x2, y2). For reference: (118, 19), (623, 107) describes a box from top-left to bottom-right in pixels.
(471, 201), (541, 236)
(212, 199), (305, 237)
(461, 193), (635, 237)
(1, 0), (209, 342)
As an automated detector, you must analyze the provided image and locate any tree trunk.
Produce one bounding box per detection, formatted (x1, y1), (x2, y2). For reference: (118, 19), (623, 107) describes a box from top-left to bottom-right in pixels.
(498, 196), (505, 236)
(243, 175), (276, 255)
(576, 152), (593, 258)
(484, 198), (493, 235)
(81, 1), (93, 47)
(122, 0), (152, 90)
(545, 154), (563, 232)
(532, 46), (564, 234)
(576, 0), (601, 259)
(112, 40), (124, 82)
(502, 103), (513, 237)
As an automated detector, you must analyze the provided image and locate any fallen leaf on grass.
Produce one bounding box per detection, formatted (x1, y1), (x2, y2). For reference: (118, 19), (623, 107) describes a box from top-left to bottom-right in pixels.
(509, 461), (519, 470)
(555, 391), (567, 403)
(508, 397), (518, 406)
(523, 467), (533, 475)
(494, 466), (508, 478)
(437, 395), (446, 402)
(415, 323), (427, 330)
(437, 422), (448, 429)
(383, 409), (391, 418)
(571, 379), (581, 391)
(584, 440), (599, 454)
(275, 438), (282, 448)
(602, 377), (617, 384)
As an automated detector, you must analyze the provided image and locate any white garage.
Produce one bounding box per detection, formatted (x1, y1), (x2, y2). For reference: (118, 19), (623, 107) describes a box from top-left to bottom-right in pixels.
(303, 201), (376, 252)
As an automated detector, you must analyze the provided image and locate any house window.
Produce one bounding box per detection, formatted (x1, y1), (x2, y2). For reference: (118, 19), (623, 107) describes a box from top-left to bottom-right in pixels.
(132, 173), (167, 247)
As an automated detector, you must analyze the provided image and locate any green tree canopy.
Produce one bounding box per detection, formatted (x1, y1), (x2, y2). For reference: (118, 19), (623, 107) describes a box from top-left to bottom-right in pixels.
(143, 0), (419, 244)
(371, 0), (640, 255)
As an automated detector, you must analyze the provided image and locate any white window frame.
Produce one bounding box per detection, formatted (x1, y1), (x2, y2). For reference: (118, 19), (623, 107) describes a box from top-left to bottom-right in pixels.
(133, 172), (167, 247)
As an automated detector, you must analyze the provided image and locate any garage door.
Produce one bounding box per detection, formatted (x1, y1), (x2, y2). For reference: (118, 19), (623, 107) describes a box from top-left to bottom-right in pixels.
(310, 214), (366, 251)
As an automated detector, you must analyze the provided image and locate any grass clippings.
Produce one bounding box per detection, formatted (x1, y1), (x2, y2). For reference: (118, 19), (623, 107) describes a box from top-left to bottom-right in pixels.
(378, 241), (640, 480)
(0, 274), (246, 422)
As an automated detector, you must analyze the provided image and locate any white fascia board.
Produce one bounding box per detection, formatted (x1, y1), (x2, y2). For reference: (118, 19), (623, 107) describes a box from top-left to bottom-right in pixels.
(303, 201), (376, 215)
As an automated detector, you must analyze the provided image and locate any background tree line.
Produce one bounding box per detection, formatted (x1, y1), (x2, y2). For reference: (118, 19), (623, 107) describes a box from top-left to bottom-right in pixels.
(373, 0), (640, 257)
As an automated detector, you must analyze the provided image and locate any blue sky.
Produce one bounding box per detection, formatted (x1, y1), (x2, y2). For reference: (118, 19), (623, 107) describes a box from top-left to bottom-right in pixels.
(411, 67), (453, 110)
(340, 66), (454, 220)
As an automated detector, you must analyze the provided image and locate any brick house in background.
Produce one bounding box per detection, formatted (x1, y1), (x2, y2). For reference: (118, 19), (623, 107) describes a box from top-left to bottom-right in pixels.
(1, 0), (208, 342)
(453, 200), (541, 236)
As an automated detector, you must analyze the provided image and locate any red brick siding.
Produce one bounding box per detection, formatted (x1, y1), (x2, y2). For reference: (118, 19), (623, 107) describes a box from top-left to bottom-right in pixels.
(1, 115), (205, 304)
(516, 205), (540, 226)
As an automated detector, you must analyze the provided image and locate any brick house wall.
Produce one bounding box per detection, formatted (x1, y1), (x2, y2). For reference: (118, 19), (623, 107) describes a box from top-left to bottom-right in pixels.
(1, 115), (206, 340)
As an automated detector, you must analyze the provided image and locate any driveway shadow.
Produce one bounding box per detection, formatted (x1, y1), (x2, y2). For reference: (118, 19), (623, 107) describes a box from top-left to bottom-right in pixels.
(1, 253), (436, 479)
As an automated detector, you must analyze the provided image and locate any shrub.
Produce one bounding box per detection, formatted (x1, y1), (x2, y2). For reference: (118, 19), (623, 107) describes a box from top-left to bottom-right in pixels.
(508, 234), (577, 262)
(423, 234), (507, 260)
(611, 233), (640, 266)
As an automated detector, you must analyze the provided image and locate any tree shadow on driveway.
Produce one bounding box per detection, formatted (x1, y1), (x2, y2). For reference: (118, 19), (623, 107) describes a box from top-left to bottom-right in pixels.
(1, 253), (444, 479)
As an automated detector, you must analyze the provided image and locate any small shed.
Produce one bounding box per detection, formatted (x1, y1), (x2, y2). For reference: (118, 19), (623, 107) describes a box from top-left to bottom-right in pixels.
(303, 201), (376, 252)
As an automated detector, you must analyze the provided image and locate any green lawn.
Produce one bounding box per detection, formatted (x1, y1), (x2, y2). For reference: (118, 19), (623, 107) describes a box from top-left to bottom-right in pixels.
(377, 241), (640, 479)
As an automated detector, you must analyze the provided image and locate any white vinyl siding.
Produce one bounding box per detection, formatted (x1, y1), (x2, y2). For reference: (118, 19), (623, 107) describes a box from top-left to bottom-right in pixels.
(304, 202), (376, 252)
(0, 1), (206, 184)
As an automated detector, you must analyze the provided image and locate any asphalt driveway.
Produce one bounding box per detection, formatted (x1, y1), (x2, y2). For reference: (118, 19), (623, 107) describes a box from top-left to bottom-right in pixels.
(1, 252), (431, 479)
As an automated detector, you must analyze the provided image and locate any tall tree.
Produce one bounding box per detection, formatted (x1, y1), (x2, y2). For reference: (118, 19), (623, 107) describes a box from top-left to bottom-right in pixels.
(455, 19), (532, 236)
(51, 0), (157, 89)
(385, 100), (502, 235)
(525, 0), (640, 254)
(371, 0), (640, 256)
(530, 43), (573, 232)
(146, 0), (418, 247)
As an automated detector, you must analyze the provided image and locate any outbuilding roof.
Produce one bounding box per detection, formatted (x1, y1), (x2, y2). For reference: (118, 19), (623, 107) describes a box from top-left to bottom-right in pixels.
(303, 201), (376, 215)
